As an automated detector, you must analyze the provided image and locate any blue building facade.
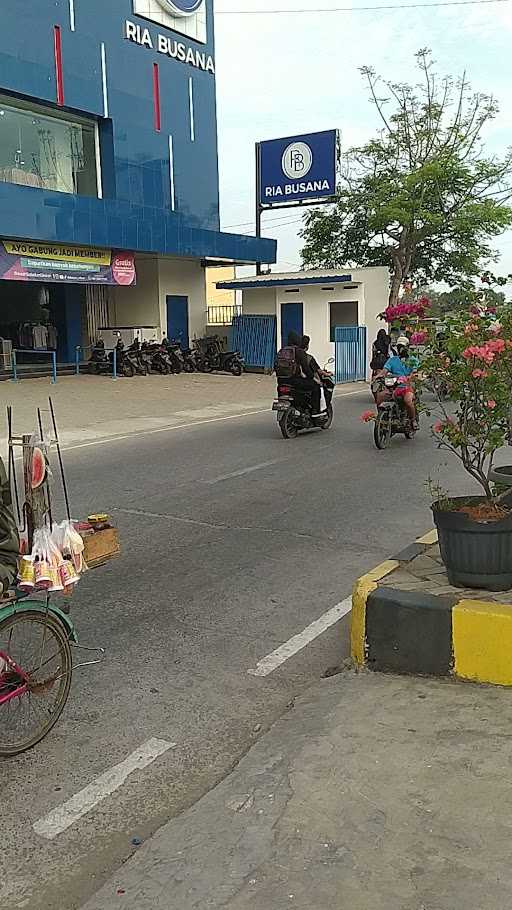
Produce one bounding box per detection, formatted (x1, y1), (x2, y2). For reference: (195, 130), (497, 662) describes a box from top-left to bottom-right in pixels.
(0, 0), (275, 362)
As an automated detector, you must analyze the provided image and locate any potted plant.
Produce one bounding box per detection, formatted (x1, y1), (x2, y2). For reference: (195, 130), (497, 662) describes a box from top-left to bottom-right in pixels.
(418, 301), (512, 591)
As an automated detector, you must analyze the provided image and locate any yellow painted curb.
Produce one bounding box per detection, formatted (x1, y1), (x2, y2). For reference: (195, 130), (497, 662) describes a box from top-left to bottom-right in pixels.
(453, 599), (512, 686)
(416, 529), (438, 545)
(350, 561), (399, 665)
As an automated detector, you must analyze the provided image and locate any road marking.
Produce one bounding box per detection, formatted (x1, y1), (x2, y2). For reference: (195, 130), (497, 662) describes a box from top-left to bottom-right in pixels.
(205, 458), (282, 484)
(9, 384), (367, 460)
(248, 596), (353, 677)
(33, 738), (174, 840)
(59, 409), (270, 453)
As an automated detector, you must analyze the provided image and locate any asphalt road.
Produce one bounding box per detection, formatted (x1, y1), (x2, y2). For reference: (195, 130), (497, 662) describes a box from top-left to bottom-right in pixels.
(1, 388), (463, 909)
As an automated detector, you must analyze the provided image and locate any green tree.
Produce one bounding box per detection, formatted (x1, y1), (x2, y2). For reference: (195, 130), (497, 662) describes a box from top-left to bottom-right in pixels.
(405, 285), (508, 316)
(300, 50), (512, 307)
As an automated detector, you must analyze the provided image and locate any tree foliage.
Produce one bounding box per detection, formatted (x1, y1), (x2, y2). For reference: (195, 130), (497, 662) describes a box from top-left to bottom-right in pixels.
(300, 50), (512, 306)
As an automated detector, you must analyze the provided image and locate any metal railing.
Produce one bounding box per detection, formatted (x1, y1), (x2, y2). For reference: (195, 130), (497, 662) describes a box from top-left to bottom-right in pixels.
(11, 350), (57, 384)
(207, 304), (242, 326)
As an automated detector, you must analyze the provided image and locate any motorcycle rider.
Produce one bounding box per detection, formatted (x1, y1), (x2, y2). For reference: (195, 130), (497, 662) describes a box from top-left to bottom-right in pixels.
(275, 331), (322, 416)
(378, 342), (419, 428)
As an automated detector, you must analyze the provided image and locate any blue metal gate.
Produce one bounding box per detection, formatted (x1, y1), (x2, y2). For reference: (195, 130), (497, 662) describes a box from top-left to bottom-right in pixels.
(335, 326), (367, 383)
(232, 314), (277, 370)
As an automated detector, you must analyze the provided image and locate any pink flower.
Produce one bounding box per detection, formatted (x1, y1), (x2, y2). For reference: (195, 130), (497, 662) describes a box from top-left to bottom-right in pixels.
(410, 330), (427, 345)
(486, 400), (497, 410)
(488, 322), (502, 335)
(433, 421), (444, 433)
(472, 368), (488, 379)
(360, 410), (376, 423)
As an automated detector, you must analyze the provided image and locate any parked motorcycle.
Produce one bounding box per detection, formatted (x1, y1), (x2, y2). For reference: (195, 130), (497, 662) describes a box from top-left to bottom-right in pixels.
(373, 376), (418, 449)
(162, 338), (184, 374)
(111, 339), (136, 378)
(273, 360), (335, 439)
(87, 339), (113, 376)
(142, 342), (171, 374)
(180, 347), (197, 373)
(126, 339), (149, 376)
(194, 336), (244, 376)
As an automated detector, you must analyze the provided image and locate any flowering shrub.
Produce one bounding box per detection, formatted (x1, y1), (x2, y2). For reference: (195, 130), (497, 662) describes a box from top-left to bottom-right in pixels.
(380, 297), (432, 324)
(410, 330), (428, 345)
(417, 303), (512, 501)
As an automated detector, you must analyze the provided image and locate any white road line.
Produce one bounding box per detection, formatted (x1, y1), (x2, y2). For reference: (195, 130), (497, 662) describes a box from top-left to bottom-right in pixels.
(9, 384), (367, 460)
(205, 458), (282, 484)
(33, 738), (174, 840)
(248, 596), (352, 677)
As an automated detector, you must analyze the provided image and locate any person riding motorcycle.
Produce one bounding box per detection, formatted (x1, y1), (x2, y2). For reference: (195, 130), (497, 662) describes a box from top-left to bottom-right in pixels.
(275, 331), (322, 416)
(376, 342), (419, 428)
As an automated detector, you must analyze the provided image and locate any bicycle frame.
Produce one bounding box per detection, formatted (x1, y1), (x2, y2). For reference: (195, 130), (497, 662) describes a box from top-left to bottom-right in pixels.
(0, 650), (28, 706)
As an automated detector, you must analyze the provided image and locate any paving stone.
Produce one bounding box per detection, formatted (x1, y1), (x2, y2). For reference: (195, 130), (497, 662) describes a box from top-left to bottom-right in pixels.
(381, 570), (417, 587)
(406, 554), (441, 575)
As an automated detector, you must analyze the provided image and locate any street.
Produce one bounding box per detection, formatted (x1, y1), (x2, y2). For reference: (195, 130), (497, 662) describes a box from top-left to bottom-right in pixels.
(1, 387), (463, 910)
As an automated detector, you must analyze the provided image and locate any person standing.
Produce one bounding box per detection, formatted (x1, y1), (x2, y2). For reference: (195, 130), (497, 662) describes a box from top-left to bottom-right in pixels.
(0, 457), (19, 594)
(370, 329), (391, 374)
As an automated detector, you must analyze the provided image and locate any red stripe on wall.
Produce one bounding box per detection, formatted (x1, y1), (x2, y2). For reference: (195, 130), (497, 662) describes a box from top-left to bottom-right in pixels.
(54, 26), (64, 106)
(153, 63), (161, 132)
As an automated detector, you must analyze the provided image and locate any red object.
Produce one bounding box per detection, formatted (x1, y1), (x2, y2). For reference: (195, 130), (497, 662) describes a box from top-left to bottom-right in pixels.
(112, 252), (136, 286)
(54, 26), (64, 106)
(278, 385), (291, 394)
(31, 448), (46, 489)
(153, 63), (161, 132)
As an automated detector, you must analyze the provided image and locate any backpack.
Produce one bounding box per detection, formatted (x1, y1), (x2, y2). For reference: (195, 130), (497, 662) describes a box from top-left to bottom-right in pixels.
(275, 345), (299, 379)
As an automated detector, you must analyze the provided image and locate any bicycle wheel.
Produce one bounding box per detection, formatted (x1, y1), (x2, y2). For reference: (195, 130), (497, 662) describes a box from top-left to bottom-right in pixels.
(0, 611), (72, 757)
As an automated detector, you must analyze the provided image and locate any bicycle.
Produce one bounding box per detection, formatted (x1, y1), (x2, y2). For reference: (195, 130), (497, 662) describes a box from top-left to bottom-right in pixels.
(0, 592), (78, 757)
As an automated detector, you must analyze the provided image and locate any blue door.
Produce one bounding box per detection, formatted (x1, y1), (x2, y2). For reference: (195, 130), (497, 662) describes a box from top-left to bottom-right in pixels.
(166, 296), (189, 348)
(280, 302), (303, 347)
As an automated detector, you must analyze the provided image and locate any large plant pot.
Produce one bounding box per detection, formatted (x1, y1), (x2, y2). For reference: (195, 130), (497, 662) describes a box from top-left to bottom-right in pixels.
(432, 497), (512, 591)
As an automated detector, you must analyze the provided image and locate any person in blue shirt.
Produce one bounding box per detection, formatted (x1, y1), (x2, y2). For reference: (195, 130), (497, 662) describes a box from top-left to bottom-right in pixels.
(381, 343), (419, 428)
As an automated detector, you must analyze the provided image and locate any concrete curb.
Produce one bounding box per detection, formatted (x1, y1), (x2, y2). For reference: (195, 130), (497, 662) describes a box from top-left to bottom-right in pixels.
(351, 530), (512, 686)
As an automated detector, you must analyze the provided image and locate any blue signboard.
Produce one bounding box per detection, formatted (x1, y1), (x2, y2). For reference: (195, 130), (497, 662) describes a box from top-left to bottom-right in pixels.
(259, 130), (337, 206)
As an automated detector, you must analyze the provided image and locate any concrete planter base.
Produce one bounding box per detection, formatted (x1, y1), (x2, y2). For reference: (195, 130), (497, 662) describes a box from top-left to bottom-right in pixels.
(351, 530), (512, 686)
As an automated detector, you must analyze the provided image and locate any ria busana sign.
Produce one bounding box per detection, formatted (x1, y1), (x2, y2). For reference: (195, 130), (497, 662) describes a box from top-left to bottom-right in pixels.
(255, 130), (338, 274)
(124, 20), (215, 74)
(259, 131), (337, 205)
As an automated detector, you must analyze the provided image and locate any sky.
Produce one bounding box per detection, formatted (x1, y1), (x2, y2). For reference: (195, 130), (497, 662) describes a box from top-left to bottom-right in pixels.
(213, 0), (512, 282)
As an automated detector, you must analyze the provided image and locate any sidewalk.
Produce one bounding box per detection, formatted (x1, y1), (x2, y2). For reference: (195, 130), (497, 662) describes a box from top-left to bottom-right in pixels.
(82, 670), (512, 910)
(0, 373), (276, 450)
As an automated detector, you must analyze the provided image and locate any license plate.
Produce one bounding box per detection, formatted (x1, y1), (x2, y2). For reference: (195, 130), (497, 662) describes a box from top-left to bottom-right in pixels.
(272, 400), (290, 411)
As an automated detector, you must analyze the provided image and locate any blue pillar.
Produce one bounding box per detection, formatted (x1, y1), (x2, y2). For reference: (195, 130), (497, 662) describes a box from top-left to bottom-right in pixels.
(62, 288), (83, 363)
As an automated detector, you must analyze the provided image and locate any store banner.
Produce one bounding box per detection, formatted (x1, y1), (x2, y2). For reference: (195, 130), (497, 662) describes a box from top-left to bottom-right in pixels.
(0, 241), (136, 286)
(259, 130), (337, 205)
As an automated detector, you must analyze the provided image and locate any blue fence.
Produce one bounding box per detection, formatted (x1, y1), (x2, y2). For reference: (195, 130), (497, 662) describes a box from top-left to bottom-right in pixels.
(232, 315), (277, 370)
(335, 326), (367, 383)
(11, 349), (57, 384)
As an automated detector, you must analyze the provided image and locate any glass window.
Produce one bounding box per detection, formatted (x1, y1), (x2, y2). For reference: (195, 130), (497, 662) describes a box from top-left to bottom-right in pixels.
(329, 301), (358, 341)
(0, 95), (99, 197)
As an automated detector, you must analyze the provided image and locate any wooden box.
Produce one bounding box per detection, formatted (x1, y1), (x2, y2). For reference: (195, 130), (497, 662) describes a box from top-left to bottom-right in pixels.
(82, 528), (120, 569)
